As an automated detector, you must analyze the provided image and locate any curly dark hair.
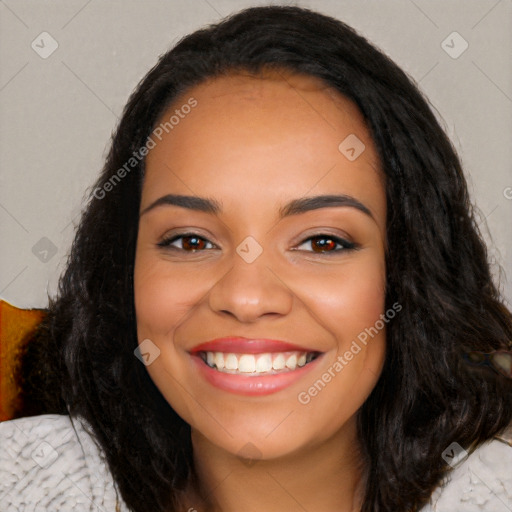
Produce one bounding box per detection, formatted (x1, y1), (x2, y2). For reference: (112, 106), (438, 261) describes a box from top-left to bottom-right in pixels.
(14, 5), (512, 512)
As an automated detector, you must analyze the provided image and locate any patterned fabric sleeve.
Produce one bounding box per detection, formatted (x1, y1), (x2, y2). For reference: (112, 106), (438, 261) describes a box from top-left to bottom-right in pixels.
(421, 435), (512, 511)
(0, 414), (129, 511)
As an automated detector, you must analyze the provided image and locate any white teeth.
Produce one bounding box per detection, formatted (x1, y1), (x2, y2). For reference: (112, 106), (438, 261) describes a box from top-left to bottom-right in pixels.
(272, 354), (286, 370)
(285, 354), (297, 370)
(256, 353), (272, 372)
(225, 353), (238, 370)
(238, 354), (256, 373)
(214, 352), (225, 370)
(202, 350), (317, 374)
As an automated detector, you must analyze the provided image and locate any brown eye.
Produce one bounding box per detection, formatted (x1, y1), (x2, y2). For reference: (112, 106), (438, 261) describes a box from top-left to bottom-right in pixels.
(296, 235), (356, 254)
(157, 233), (215, 252)
(182, 236), (207, 251)
(311, 236), (337, 252)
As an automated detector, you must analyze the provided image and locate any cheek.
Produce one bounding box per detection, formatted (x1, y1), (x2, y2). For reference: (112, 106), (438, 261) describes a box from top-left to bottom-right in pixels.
(133, 254), (200, 418)
(134, 255), (202, 339)
(293, 267), (387, 437)
(289, 255), (386, 344)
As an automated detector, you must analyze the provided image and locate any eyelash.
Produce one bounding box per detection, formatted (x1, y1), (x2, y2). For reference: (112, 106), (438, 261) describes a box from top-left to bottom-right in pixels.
(157, 232), (357, 254)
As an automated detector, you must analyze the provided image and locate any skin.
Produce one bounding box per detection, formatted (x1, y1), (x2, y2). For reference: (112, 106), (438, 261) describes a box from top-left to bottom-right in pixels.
(134, 70), (387, 512)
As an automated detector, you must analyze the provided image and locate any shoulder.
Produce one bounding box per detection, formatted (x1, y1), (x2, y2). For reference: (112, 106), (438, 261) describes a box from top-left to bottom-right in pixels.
(421, 436), (512, 511)
(0, 414), (129, 511)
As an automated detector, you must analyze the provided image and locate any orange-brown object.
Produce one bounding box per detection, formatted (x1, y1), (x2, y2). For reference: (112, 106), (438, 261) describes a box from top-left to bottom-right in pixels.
(0, 300), (45, 421)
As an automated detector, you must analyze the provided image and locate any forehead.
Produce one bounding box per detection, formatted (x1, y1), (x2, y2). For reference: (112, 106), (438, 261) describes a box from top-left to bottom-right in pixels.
(173, 70), (374, 145)
(143, 71), (385, 230)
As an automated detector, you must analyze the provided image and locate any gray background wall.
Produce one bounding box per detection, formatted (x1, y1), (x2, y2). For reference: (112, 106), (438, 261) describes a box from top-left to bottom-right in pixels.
(1, 0), (511, 308)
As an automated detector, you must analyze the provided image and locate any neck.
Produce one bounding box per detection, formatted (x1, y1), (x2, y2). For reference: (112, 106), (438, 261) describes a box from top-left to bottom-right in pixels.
(185, 417), (365, 512)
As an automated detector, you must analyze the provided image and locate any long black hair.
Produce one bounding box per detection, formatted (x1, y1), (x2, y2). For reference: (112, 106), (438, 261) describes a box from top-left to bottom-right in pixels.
(16, 6), (512, 511)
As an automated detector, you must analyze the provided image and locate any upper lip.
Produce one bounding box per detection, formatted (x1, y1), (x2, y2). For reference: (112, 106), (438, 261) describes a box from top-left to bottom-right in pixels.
(190, 337), (318, 354)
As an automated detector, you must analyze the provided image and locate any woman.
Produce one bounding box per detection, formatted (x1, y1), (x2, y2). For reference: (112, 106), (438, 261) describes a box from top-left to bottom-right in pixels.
(1, 5), (511, 511)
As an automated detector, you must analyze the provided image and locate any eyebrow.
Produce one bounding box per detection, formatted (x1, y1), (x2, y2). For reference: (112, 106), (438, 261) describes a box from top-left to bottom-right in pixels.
(140, 193), (373, 220)
(140, 194), (221, 216)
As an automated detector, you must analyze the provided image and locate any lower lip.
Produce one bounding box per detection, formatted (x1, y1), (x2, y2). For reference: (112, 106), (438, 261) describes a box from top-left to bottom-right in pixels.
(191, 354), (322, 396)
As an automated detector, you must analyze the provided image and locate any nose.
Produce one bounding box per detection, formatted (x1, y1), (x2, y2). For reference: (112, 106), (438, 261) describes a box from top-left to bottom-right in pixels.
(208, 254), (294, 323)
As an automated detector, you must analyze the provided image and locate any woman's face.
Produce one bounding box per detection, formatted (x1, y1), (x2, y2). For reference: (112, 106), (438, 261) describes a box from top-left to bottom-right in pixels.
(134, 71), (387, 460)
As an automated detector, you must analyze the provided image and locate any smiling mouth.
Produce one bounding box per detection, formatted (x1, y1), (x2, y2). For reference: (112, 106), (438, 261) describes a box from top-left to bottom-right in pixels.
(198, 350), (321, 375)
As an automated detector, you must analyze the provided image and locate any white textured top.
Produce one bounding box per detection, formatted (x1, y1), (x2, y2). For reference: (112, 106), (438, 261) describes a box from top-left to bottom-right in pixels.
(1, 414), (511, 511)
